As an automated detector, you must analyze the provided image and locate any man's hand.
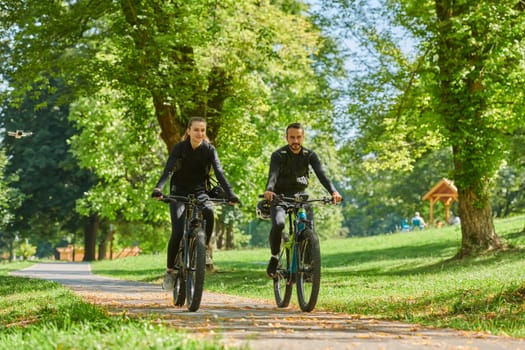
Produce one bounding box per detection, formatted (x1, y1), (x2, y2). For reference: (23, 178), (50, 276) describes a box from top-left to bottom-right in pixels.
(264, 190), (276, 202)
(332, 191), (343, 205)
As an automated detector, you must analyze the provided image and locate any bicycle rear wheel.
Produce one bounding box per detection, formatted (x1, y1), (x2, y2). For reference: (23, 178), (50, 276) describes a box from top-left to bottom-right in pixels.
(172, 250), (186, 306)
(296, 228), (321, 312)
(273, 246), (292, 308)
(186, 228), (206, 312)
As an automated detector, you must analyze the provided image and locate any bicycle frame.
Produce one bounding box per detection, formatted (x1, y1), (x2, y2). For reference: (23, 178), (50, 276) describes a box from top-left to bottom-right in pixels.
(161, 193), (231, 311)
(279, 196), (317, 281)
(266, 193), (333, 312)
(180, 195), (204, 273)
(164, 193), (222, 263)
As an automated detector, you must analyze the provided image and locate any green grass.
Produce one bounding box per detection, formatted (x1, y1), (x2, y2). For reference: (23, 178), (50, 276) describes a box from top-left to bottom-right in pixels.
(0, 262), (236, 349)
(92, 214), (525, 338)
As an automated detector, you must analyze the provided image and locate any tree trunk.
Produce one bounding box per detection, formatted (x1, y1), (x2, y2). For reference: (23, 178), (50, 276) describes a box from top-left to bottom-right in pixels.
(153, 96), (185, 152)
(97, 227), (114, 261)
(455, 187), (503, 258)
(215, 219), (225, 249)
(83, 214), (99, 261)
(226, 222), (234, 250)
(8, 239), (14, 262)
(435, 1), (505, 258)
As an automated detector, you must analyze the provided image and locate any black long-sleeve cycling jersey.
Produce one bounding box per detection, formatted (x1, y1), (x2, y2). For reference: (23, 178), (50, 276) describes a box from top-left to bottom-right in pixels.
(265, 145), (336, 196)
(155, 139), (235, 197)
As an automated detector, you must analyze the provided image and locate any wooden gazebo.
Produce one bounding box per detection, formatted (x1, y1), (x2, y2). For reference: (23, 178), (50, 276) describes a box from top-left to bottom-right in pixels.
(422, 178), (458, 225)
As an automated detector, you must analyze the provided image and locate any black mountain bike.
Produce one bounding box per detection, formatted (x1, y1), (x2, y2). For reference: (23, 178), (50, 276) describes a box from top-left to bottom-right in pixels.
(265, 194), (334, 312)
(161, 193), (230, 312)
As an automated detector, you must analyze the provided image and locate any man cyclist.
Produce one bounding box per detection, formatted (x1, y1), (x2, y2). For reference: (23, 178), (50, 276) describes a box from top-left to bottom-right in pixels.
(263, 122), (342, 278)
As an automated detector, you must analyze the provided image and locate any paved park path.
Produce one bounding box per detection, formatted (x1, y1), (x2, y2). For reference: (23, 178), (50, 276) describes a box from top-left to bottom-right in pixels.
(10, 262), (525, 350)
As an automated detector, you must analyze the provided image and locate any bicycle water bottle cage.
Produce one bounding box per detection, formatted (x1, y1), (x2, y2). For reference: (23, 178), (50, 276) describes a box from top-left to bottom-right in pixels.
(297, 208), (307, 220)
(297, 207), (307, 229)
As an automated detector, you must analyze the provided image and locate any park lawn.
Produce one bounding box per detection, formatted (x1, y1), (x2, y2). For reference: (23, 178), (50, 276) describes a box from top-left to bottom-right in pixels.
(0, 262), (234, 350)
(92, 214), (525, 338)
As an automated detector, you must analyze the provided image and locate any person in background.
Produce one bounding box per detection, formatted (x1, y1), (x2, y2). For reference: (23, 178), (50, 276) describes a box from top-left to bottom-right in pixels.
(401, 218), (412, 232)
(263, 122), (343, 278)
(411, 211), (426, 230)
(152, 117), (239, 290)
(449, 211), (461, 225)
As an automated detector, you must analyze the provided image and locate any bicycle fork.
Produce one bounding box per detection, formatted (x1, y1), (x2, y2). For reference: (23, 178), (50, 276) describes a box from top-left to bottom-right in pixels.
(184, 207), (204, 273)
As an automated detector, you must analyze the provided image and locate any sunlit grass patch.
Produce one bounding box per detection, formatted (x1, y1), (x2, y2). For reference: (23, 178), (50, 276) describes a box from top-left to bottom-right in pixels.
(0, 263), (235, 349)
(0, 322), (225, 350)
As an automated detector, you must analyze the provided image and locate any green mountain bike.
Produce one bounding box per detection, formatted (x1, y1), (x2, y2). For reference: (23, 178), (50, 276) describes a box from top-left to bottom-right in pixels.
(265, 194), (334, 312)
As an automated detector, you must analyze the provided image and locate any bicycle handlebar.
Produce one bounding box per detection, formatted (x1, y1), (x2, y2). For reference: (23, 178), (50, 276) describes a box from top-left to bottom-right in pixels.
(158, 193), (237, 206)
(258, 193), (338, 205)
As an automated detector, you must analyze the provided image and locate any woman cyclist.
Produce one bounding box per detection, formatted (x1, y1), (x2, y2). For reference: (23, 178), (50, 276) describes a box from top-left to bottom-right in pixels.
(152, 117), (239, 289)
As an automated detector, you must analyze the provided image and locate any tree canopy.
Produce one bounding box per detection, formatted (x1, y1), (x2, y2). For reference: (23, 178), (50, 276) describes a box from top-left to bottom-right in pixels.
(0, 0), (345, 258)
(4, 0), (524, 259)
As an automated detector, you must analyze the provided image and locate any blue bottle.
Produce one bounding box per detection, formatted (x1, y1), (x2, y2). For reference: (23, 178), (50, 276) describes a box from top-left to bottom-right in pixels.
(297, 208), (307, 231)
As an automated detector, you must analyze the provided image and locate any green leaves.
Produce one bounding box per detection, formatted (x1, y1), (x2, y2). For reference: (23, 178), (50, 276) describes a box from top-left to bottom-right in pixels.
(69, 88), (162, 222)
(1, 0), (347, 252)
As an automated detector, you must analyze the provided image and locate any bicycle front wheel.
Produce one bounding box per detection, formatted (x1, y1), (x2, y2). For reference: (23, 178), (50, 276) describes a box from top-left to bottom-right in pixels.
(273, 246), (292, 308)
(186, 228), (206, 312)
(296, 228), (321, 312)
